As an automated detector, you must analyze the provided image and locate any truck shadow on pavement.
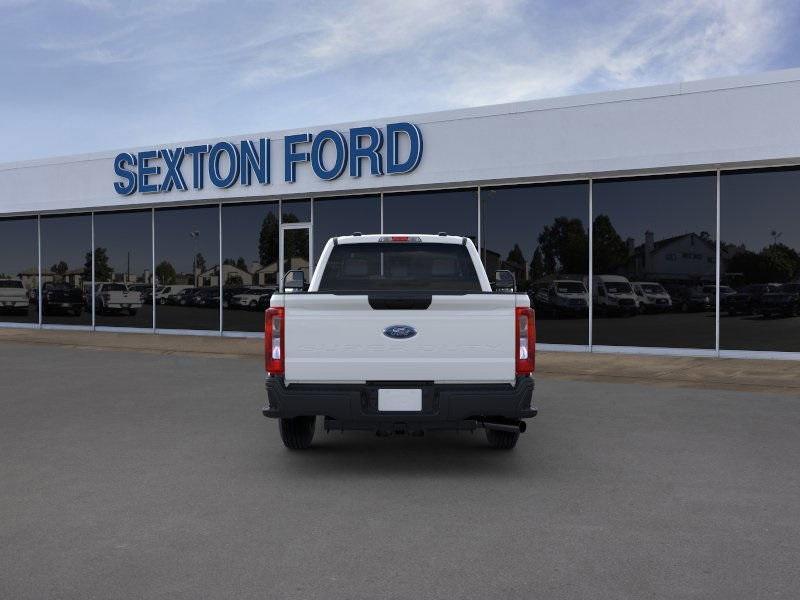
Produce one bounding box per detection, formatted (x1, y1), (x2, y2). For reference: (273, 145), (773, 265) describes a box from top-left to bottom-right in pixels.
(261, 428), (544, 478)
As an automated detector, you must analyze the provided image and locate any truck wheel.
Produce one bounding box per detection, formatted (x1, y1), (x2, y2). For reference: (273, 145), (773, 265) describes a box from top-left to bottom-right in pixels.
(485, 428), (519, 449)
(279, 416), (316, 449)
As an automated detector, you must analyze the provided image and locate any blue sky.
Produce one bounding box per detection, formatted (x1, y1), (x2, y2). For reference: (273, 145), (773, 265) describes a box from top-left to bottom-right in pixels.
(0, 0), (798, 163)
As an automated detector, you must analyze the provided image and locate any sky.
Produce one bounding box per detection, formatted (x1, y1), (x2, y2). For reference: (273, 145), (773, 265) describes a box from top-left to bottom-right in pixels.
(0, 0), (799, 164)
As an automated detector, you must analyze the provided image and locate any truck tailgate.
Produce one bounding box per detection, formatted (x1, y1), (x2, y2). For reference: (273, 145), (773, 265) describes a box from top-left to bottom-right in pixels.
(283, 293), (517, 384)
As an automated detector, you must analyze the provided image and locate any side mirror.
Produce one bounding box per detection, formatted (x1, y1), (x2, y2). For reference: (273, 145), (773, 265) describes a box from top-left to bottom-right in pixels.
(494, 270), (516, 292)
(283, 269), (306, 292)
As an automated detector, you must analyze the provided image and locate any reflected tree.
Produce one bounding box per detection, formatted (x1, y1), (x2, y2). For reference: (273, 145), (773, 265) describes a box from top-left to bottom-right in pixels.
(84, 247), (112, 283)
(258, 213), (279, 267)
(727, 243), (800, 284)
(536, 216), (588, 276)
(592, 214), (628, 273)
(50, 261), (68, 276)
(529, 246), (545, 282)
(156, 260), (177, 285)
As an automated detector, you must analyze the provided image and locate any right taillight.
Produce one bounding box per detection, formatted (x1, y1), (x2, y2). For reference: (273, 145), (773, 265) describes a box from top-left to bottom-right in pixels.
(515, 306), (535, 376)
(265, 306), (285, 375)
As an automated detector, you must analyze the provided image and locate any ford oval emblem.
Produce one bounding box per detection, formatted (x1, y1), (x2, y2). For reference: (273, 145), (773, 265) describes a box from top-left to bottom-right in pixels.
(383, 325), (417, 339)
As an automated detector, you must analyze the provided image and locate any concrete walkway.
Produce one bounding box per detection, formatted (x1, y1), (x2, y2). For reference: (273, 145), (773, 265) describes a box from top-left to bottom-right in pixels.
(1, 328), (798, 395)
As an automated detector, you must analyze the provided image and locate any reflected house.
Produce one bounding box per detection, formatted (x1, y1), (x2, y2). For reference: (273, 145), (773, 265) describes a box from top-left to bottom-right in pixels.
(252, 257), (307, 287)
(41, 268), (84, 288)
(195, 264), (253, 287)
(627, 231), (728, 283)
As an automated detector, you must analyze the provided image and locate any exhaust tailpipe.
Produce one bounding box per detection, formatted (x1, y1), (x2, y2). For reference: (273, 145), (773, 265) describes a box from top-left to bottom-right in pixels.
(481, 420), (526, 434)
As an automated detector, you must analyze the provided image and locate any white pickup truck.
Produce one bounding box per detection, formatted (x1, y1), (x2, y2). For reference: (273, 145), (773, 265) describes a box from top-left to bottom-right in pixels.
(94, 283), (143, 315)
(0, 279), (30, 315)
(262, 234), (536, 450)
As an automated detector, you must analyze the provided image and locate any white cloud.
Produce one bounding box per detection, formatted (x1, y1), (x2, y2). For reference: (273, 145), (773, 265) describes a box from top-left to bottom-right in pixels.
(433, 0), (786, 107)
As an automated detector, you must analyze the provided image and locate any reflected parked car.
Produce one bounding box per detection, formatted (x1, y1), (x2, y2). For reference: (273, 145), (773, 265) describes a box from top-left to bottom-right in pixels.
(532, 280), (588, 317)
(0, 279), (31, 315)
(156, 285), (193, 305)
(230, 287), (274, 310)
(723, 283), (781, 316)
(190, 287), (220, 308)
(222, 286), (248, 308)
(758, 283), (800, 317)
(172, 287), (198, 306)
(632, 281), (672, 313)
(42, 282), (84, 316)
(95, 282), (143, 315)
(700, 284), (736, 307)
(669, 286), (711, 313)
(590, 275), (638, 316)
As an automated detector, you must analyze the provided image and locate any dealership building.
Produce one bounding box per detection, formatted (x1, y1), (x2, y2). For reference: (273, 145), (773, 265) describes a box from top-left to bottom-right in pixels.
(1, 68), (800, 359)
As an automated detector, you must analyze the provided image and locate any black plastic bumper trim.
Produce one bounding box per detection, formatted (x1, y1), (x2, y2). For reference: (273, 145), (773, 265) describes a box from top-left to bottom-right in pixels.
(263, 375), (536, 427)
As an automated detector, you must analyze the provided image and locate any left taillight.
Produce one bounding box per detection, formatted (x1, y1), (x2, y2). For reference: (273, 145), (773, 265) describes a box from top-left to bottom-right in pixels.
(515, 306), (535, 376)
(265, 306), (285, 375)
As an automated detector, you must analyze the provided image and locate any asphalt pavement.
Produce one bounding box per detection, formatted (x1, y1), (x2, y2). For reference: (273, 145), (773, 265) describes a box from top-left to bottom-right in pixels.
(1, 342), (799, 599)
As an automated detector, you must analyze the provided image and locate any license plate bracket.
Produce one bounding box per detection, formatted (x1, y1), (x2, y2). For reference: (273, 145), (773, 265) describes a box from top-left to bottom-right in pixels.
(378, 388), (422, 412)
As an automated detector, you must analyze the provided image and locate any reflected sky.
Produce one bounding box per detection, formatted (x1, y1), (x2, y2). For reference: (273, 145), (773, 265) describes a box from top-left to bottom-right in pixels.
(593, 174), (716, 245)
(41, 214), (91, 273)
(384, 190), (478, 238)
(222, 202), (278, 265)
(0, 218), (37, 276)
(722, 168), (800, 252)
(482, 182), (589, 261)
(313, 196), (380, 261)
(155, 206), (218, 274)
(94, 210), (151, 280)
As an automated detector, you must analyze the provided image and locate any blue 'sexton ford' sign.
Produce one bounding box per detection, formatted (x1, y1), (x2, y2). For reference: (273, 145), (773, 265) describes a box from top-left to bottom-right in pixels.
(112, 122), (423, 196)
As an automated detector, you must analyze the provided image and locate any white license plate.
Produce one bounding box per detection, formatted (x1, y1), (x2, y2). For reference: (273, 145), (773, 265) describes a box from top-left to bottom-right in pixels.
(378, 389), (422, 412)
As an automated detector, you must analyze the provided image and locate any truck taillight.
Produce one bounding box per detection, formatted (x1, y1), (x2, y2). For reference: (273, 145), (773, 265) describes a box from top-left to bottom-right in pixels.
(265, 307), (285, 375)
(515, 306), (535, 376)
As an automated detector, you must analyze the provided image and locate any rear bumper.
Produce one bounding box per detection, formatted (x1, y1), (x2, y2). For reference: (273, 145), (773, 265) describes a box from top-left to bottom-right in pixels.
(263, 375), (536, 431)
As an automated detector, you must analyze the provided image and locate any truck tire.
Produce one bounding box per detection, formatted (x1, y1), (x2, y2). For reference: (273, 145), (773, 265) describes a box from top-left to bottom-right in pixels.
(485, 428), (519, 449)
(279, 416), (316, 449)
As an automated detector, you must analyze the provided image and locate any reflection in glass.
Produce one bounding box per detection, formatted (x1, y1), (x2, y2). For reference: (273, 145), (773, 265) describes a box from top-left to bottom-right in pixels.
(282, 199), (311, 222)
(482, 183), (589, 345)
(592, 174), (716, 349)
(221, 202), (278, 332)
(93, 210), (152, 328)
(0, 217), (39, 324)
(383, 189), (478, 240)
(40, 214), (92, 326)
(313, 195), (380, 266)
(155, 206), (219, 331)
(283, 228), (310, 287)
(721, 168), (800, 352)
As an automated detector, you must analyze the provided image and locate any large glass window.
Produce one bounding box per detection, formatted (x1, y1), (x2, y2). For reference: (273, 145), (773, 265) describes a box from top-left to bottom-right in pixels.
(40, 214), (92, 326)
(154, 205), (219, 331)
(482, 182), (589, 345)
(721, 168), (800, 352)
(383, 189), (478, 241)
(313, 195), (381, 265)
(221, 202), (278, 332)
(0, 217), (38, 324)
(93, 210), (152, 329)
(592, 173), (717, 349)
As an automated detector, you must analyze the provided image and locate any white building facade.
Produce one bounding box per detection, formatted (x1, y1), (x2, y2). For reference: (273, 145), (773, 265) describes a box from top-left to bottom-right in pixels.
(2, 69), (800, 358)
